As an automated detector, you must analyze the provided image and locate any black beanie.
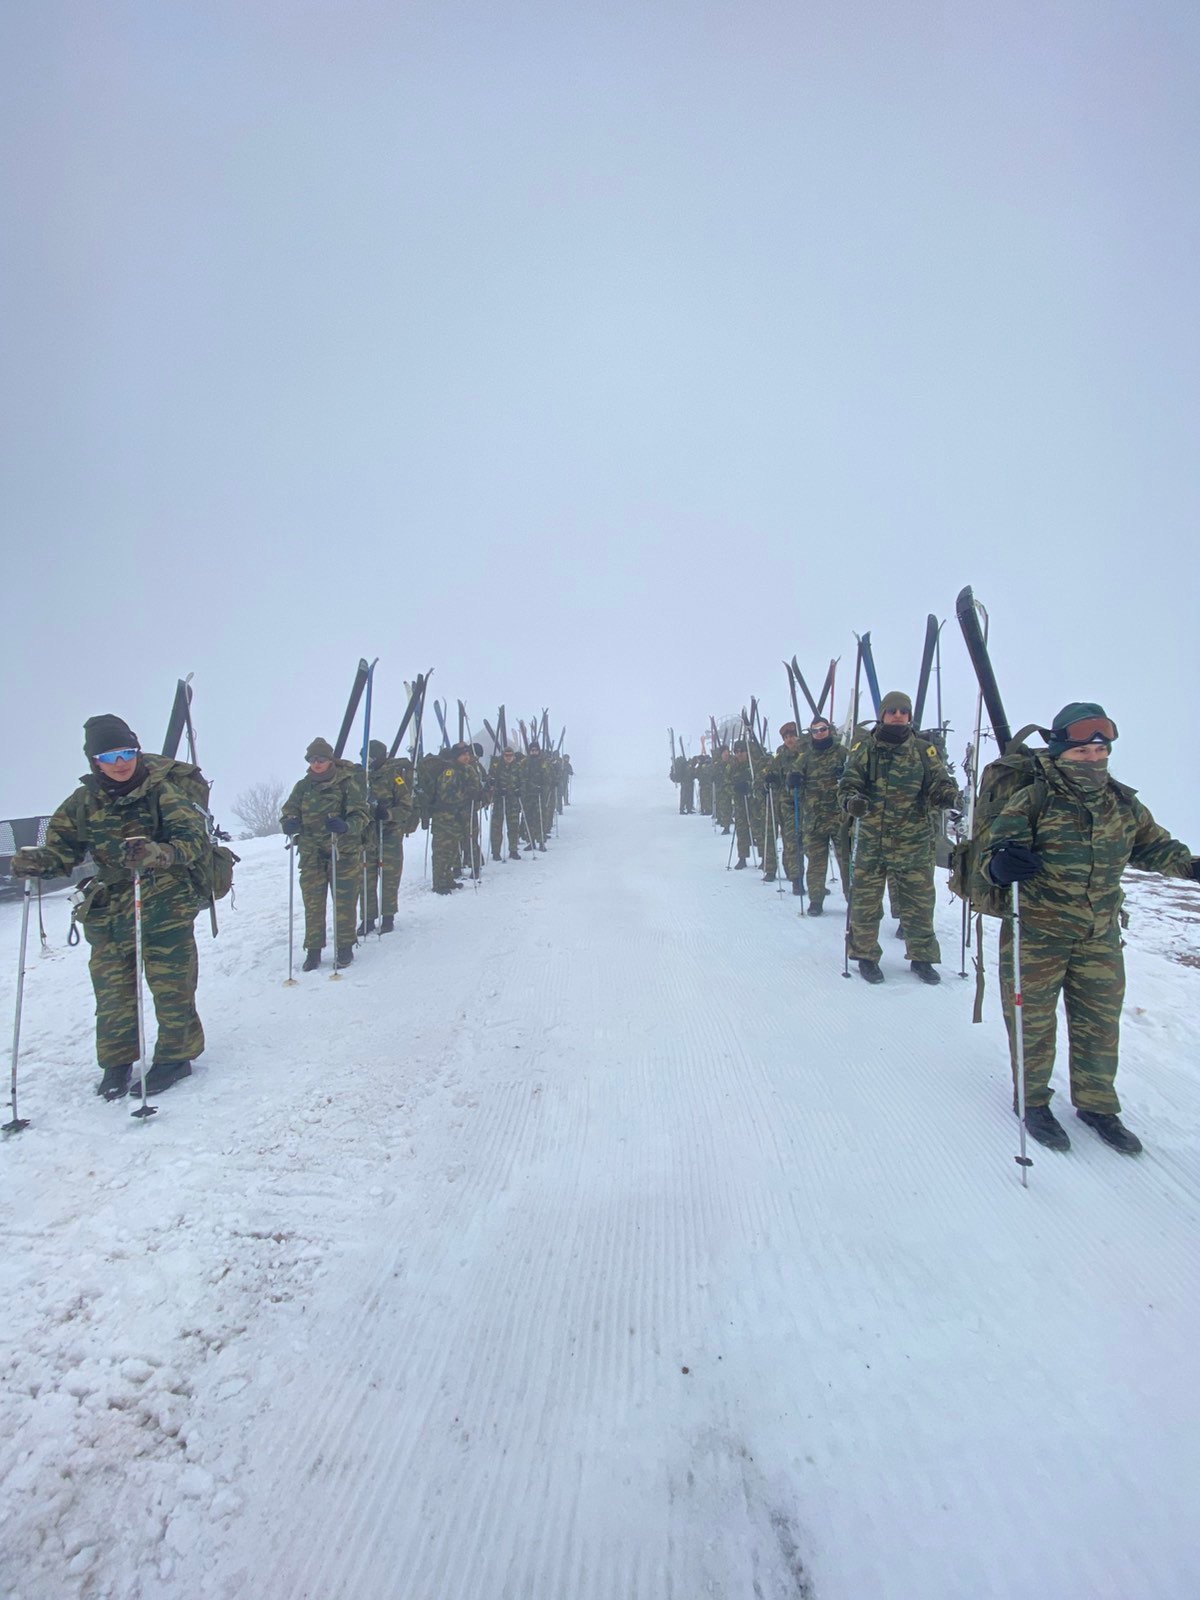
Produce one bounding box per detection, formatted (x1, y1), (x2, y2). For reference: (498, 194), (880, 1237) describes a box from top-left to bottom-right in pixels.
(84, 714), (139, 759)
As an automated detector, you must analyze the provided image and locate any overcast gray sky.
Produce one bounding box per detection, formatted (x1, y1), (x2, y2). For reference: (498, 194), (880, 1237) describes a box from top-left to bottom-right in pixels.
(2, 0), (1197, 837)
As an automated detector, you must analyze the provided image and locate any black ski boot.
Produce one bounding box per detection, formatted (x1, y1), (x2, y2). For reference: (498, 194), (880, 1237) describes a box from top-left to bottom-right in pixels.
(143, 1061), (192, 1096)
(1076, 1110), (1143, 1154)
(433, 885), (453, 895)
(792, 878), (802, 896)
(357, 917), (375, 937)
(537, 843), (547, 853)
(734, 857), (748, 870)
(911, 961), (941, 985)
(380, 915), (395, 934)
(97, 1064), (132, 1100)
(302, 949), (322, 972)
(721, 826), (731, 835)
(857, 959), (885, 985)
(807, 899), (824, 917)
(894, 921), (906, 941)
(509, 850), (522, 860)
(1024, 1104), (1070, 1151)
(335, 944), (354, 966)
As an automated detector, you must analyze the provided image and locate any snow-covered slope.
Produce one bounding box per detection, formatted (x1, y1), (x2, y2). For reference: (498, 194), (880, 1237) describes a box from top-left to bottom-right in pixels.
(2, 787), (1198, 1600)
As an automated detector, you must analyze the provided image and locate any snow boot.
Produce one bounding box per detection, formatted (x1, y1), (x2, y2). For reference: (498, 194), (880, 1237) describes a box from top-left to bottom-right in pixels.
(1023, 1104), (1070, 1151)
(721, 826), (731, 835)
(357, 917), (375, 937)
(537, 843), (547, 852)
(143, 1060), (192, 1096)
(807, 899), (824, 916)
(380, 915), (395, 934)
(792, 878), (802, 896)
(734, 857), (748, 870)
(97, 1064), (132, 1101)
(509, 850), (522, 860)
(1076, 1110), (1143, 1155)
(894, 921), (906, 940)
(335, 944), (354, 966)
(857, 959), (885, 985)
(911, 961), (941, 985)
(433, 885), (453, 895)
(491, 850), (502, 862)
(302, 949), (322, 972)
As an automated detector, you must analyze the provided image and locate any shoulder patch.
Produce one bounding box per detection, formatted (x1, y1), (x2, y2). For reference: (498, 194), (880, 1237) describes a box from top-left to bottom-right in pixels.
(926, 745), (937, 758)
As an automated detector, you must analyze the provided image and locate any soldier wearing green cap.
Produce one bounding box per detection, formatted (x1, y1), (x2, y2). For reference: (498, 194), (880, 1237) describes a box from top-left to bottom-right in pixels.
(9, 715), (209, 1099)
(280, 738), (370, 969)
(360, 739), (418, 934)
(839, 689), (961, 984)
(984, 702), (1199, 1155)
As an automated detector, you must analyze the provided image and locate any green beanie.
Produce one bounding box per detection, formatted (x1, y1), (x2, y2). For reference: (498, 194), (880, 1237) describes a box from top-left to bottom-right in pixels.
(368, 739), (387, 763)
(879, 690), (912, 717)
(306, 737), (335, 763)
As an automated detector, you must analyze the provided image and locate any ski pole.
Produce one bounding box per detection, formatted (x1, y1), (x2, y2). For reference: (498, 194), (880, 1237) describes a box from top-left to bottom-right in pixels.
(842, 819), (861, 978)
(1011, 882), (1032, 1186)
(793, 789), (806, 914)
(284, 841), (297, 986)
(330, 838), (342, 979)
(537, 795), (546, 850)
(4, 879), (33, 1135)
(36, 877), (50, 955)
(130, 865), (156, 1120)
(767, 791), (785, 896)
(377, 819), (384, 936)
(726, 817), (737, 870)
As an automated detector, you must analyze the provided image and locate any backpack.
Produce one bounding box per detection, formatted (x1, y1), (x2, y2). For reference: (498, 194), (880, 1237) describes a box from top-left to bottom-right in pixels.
(947, 734), (1049, 918)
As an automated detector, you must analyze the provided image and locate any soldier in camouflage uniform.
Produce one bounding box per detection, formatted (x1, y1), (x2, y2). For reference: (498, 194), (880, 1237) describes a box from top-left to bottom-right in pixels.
(522, 742), (552, 849)
(763, 723), (805, 892)
(985, 703), (1198, 1155)
(839, 690), (959, 985)
(746, 735), (772, 875)
(361, 739), (418, 934)
(729, 741), (754, 868)
(712, 748), (734, 833)
(281, 738), (370, 969)
(423, 742), (485, 893)
(694, 751), (715, 816)
(11, 715), (209, 1099)
(670, 752), (695, 814)
(489, 746), (525, 860)
(791, 713), (851, 914)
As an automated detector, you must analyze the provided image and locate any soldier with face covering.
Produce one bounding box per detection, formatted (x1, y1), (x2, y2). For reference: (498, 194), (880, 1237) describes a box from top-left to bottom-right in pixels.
(839, 690), (960, 985)
(489, 745), (525, 860)
(280, 738), (370, 970)
(985, 702), (1199, 1156)
(361, 739), (418, 934)
(789, 713), (851, 913)
(763, 722), (805, 893)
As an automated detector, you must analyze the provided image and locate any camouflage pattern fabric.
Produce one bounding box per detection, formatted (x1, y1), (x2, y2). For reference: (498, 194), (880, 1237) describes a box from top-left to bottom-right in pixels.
(730, 762), (754, 860)
(694, 756), (714, 816)
(764, 742), (806, 881)
(988, 753), (1193, 1111)
(281, 759), (370, 950)
(489, 756), (524, 854)
(669, 755), (695, 814)
(791, 736), (849, 905)
(522, 753), (552, 845)
(364, 755), (418, 918)
(712, 756), (734, 828)
(427, 759), (483, 889)
(838, 730), (959, 962)
(37, 761), (211, 1068)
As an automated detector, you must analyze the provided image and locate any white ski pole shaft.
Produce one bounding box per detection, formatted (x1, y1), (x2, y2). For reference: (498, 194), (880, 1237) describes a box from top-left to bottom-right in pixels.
(130, 867), (156, 1118)
(1012, 882), (1031, 1185)
(330, 838), (341, 977)
(4, 879), (33, 1133)
(285, 843), (297, 986)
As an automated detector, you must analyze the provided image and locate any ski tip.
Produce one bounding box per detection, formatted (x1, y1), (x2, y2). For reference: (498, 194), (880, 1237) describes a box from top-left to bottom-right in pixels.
(955, 585), (975, 615)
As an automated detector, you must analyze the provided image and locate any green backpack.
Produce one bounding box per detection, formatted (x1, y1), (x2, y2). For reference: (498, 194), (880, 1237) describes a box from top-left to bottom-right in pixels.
(947, 736), (1047, 918)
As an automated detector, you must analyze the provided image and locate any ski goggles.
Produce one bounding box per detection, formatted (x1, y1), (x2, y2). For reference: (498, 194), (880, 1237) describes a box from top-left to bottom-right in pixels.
(1058, 716), (1118, 746)
(94, 747), (139, 765)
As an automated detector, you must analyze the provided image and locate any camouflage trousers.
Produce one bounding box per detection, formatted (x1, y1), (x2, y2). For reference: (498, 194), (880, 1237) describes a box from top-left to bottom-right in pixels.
(777, 789), (803, 882)
(363, 824), (405, 920)
(522, 792), (548, 846)
(431, 811), (465, 890)
(490, 794), (521, 856)
(714, 785), (734, 829)
(732, 792), (754, 861)
(84, 882), (203, 1069)
(678, 778), (695, 814)
(697, 779), (713, 816)
(299, 843), (360, 950)
(804, 806), (850, 906)
(847, 830), (941, 963)
(459, 804), (482, 876)
(999, 918), (1124, 1114)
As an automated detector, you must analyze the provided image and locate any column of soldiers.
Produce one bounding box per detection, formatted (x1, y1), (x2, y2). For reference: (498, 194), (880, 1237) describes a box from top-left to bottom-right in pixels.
(680, 689), (1199, 1158)
(9, 715), (574, 1103)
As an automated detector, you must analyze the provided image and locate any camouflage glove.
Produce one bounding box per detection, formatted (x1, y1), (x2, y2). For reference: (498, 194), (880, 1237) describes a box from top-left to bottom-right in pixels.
(786, 772), (803, 792)
(844, 795), (869, 818)
(123, 838), (177, 870)
(281, 816), (302, 836)
(325, 816), (349, 835)
(987, 840), (1043, 886)
(10, 847), (52, 878)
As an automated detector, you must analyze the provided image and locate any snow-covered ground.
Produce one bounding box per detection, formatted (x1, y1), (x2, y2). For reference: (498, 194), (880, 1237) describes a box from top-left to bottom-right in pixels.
(2, 782), (1198, 1600)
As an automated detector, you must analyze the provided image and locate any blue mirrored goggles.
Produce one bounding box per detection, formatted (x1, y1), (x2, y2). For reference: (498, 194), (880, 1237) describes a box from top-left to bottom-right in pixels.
(94, 747), (139, 765)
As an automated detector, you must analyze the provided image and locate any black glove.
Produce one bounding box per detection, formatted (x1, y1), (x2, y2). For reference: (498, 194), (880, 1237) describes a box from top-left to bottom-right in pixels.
(987, 840), (1043, 886)
(373, 802), (391, 822)
(764, 772), (781, 789)
(326, 816), (349, 835)
(1190, 858), (1200, 882)
(732, 778), (750, 796)
(786, 772), (803, 792)
(281, 816), (302, 836)
(844, 795), (869, 818)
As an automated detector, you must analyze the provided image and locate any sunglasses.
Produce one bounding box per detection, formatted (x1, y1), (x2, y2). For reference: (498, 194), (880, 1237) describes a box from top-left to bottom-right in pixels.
(94, 748), (139, 765)
(1061, 716), (1117, 745)
(810, 724), (830, 734)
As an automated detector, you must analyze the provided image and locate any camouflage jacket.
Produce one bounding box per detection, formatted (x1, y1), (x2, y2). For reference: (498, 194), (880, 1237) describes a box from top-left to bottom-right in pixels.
(522, 752), (554, 801)
(763, 742), (804, 787)
(425, 758), (484, 817)
(489, 755), (525, 798)
(282, 759), (370, 856)
(791, 738), (847, 821)
(669, 755), (691, 784)
(368, 756), (418, 833)
(39, 761), (210, 916)
(989, 754), (1194, 936)
(838, 730), (959, 848)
